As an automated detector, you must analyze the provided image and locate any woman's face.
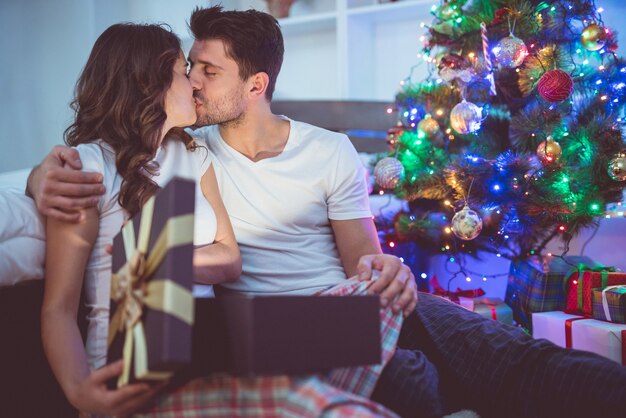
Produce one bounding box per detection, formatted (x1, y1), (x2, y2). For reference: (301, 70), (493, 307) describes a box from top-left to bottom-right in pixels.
(164, 53), (197, 129)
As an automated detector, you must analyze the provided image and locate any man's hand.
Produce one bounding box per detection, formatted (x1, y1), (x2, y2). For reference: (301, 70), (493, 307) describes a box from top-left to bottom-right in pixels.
(356, 254), (418, 317)
(28, 145), (104, 222)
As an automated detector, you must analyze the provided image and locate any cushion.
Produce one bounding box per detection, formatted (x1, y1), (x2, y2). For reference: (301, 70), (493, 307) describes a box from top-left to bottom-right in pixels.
(0, 188), (45, 287)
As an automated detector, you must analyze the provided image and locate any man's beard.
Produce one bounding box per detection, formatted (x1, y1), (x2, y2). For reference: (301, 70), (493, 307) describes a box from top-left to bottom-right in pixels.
(193, 90), (245, 128)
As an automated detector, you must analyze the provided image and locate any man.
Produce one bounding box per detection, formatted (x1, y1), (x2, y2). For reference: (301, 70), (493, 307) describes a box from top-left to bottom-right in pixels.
(27, 6), (626, 418)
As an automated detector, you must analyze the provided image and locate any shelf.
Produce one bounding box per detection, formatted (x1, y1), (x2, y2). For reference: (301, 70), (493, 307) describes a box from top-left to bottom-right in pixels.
(278, 11), (337, 36)
(347, 0), (433, 23)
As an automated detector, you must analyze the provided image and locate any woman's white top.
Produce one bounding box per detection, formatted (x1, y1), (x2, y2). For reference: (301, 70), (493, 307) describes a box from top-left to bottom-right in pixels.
(75, 139), (215, 370)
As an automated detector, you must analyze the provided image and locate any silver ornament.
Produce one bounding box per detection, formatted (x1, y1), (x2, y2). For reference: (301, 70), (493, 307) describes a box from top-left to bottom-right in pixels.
(374, 157), (405, 189)
(492, 34), (528, 68)
(450, 100), (483, 134)
(451, 205), (483, 240)
(608, 153), (626, 181)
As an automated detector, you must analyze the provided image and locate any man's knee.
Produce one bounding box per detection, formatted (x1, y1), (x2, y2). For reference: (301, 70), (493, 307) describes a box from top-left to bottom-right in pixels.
(372, 348), (444, 418)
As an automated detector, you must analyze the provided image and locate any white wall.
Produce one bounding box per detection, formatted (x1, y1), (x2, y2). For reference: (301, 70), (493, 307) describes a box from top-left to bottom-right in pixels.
(0, 0), (203, 173)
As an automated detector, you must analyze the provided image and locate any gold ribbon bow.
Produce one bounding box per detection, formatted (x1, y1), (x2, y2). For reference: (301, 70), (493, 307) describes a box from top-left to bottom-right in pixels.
(107, 196), (195, 387)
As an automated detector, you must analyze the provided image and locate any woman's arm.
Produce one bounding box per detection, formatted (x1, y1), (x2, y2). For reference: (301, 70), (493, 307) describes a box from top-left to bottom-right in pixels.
(42, 208), (157, 415)
(194, 164), (242, 284)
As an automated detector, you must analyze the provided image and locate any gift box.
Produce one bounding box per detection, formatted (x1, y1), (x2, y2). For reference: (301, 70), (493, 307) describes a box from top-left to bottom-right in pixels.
(565, 267), (626, 316)
(107, 177), (195, 388)
(532, 311), (588, 348)
(569, 318), (626, 365)
(189, 295), (381, 376)
(457, 297), (514, 325)
(592, 285), (626, 323)
(532, 312), (626, 365)
(506, 256), (597, 331)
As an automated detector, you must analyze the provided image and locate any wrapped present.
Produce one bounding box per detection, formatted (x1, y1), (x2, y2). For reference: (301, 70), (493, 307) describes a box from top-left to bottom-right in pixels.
(533, 312), (626, 365)
(506, 256), (597, 331)
(107, 178), (195, 388)
(457, 297), (514, 325)
(570, 319), (626, 365)
(565, 265), (626, 316)
(532, 311), (588, 348)
(592, 285), (626, 323)
(189, 295), (381, 376)
(430, 275), (485, 302)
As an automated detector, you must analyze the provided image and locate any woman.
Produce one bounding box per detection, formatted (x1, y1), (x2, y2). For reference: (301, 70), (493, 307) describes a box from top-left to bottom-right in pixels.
(41, 23), (241, 417)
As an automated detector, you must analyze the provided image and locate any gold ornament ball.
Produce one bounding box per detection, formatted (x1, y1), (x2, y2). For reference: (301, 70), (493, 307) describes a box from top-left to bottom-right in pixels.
(451, 206), (483, 241)
(580, 23), (607, 51)
(536, 139), (562, 164)
(450, 100), (483, 134)
(608, 153), (626, 181)
(418, 116), (440, 138)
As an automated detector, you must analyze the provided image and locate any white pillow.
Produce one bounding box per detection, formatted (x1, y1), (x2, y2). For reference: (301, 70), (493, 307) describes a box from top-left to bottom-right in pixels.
(0, 188), (45, 287)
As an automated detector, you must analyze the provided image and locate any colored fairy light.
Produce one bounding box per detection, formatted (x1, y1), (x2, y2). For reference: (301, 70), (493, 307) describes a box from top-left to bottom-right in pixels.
(496, 253), (502, 257)
(389, 241), (395, 248)
(583, 59), (589, 65)
(378, 190), (384, 195)
(421, 273), (428, 279)
(596, 80), (603, 85)
(482, 277), (487, 281)
(386, 108), (393, 114)
(400, 257), (404, 262)
(444, 227), (452, 234)
(466, 277), (472, 282)
(403, 111), (409, 117)
(411, 108), (418, 114)
(449, 257), (455, 262)
(559, 225), (566, 231)
(547, 252), (553, 257)
(445, 245), (451, 250)
(492, 184), (501, 191)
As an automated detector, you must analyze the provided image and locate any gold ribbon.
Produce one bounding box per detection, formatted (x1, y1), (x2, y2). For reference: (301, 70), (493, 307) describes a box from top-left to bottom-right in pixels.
(107, 195), (195, 387)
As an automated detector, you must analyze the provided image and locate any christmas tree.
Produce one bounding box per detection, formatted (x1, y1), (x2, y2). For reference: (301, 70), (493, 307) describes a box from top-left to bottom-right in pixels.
(375, 0), (626, 261)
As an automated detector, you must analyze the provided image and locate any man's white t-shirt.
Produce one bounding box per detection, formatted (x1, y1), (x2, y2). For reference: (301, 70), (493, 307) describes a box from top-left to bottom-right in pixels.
(191, 118), (372, 295)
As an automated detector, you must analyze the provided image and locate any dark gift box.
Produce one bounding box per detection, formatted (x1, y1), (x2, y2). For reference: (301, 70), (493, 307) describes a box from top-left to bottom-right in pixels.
(188, 294), (381, 377)
(592, 286), (626, 323)
(107, 177), (195, 388)
(506, 255), (597, 330)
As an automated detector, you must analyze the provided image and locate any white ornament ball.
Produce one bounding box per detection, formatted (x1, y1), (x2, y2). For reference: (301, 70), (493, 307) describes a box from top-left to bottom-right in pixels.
(374, 157), (405, 189)
(492, 34), (528, 68)
(451, 206), (483, 240)
(450, 100), (483, 134)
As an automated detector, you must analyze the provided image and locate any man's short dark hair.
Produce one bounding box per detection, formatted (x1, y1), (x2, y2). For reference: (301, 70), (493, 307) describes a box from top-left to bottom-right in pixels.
(190, 6), (284, 101)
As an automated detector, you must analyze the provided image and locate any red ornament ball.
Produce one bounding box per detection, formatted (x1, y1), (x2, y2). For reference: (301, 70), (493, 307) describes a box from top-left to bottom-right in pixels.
(537, 69), (573, 102)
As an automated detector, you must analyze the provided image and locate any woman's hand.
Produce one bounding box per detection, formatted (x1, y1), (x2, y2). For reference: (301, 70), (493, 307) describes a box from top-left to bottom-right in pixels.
(71, 360), (163, 417)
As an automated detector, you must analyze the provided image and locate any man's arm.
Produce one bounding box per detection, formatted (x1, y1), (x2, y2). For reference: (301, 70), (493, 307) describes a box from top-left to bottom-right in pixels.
(27, 145), (105, 222)
(331, 217), (418, 317)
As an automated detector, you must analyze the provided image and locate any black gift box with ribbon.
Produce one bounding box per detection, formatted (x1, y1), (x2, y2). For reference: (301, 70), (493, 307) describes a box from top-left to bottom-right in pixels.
(107, 177), (195, 388)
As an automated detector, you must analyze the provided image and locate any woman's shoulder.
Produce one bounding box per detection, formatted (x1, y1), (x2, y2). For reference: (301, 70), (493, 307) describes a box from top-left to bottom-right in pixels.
(73, 141), (116, 174)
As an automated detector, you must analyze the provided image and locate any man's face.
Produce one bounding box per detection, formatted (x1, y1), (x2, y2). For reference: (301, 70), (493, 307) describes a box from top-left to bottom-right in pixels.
(188, 39), (247, 127)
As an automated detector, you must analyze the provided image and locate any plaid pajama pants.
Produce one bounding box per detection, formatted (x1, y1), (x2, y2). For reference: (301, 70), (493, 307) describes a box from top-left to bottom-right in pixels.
(382, 292), (626, 418)
(136, 279), (403, 417)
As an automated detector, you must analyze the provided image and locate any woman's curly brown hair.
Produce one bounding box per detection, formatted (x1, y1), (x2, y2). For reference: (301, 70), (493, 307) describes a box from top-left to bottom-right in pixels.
(65, 23), (195, 216)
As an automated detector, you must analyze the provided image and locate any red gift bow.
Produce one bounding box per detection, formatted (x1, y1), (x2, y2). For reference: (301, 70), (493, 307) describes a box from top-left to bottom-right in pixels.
(430, 275), (486, 303)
